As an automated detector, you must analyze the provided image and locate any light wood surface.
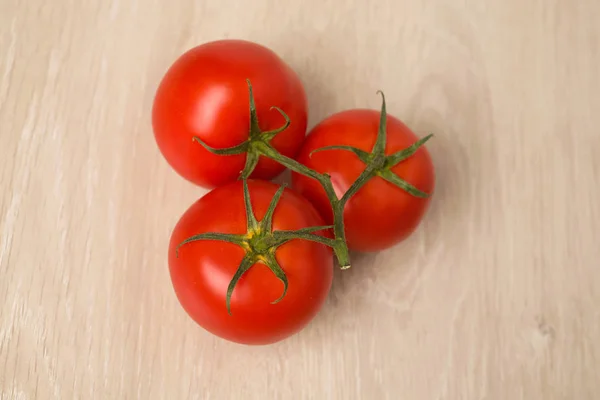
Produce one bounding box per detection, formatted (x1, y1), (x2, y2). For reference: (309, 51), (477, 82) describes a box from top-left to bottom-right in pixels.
(1, 1), (599, 399)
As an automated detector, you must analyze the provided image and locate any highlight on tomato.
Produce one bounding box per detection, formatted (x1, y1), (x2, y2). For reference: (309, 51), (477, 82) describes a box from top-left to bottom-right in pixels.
(169, 179), (334, 345)
(291, 93), (435, 252)
(152, 40), (308, 189)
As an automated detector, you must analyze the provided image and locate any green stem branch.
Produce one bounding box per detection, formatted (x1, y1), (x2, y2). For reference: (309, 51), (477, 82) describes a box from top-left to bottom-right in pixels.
(257, 142), (350, 269)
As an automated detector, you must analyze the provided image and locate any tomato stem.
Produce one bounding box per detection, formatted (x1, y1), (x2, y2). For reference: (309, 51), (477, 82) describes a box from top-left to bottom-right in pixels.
(256, 142), (352, 269)
(190, 81), (433, 271)
(177, 179), (334, 315)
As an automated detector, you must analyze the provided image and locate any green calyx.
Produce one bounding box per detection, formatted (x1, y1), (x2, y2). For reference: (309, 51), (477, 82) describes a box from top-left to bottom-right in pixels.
(176, 180), (334, 315)
(310, 91), (433, 202)
(192, 79), (291, 180)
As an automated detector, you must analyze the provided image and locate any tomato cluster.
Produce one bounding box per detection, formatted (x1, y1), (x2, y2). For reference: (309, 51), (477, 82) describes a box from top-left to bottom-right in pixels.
(152, 40), (435, 345)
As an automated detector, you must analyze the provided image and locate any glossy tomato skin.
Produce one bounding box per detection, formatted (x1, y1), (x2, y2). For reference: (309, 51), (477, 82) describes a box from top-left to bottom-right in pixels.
(153, 40), (308, 188)
(291, 109), (435, 252)
(169, 180), (333, 345)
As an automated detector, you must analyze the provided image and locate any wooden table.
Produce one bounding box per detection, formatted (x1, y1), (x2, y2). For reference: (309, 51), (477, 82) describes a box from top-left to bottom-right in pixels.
(1, 1), (599, 398)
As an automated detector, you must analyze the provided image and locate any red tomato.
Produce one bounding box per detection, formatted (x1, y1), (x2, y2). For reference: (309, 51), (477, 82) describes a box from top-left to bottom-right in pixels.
(169, 180), (333, 345)
(152, 40), (308, 188)
(291, 110), (435, 252)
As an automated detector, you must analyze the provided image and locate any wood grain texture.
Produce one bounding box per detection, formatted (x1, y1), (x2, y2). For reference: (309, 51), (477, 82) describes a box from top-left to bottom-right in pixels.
(1, 0), (599, 398)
